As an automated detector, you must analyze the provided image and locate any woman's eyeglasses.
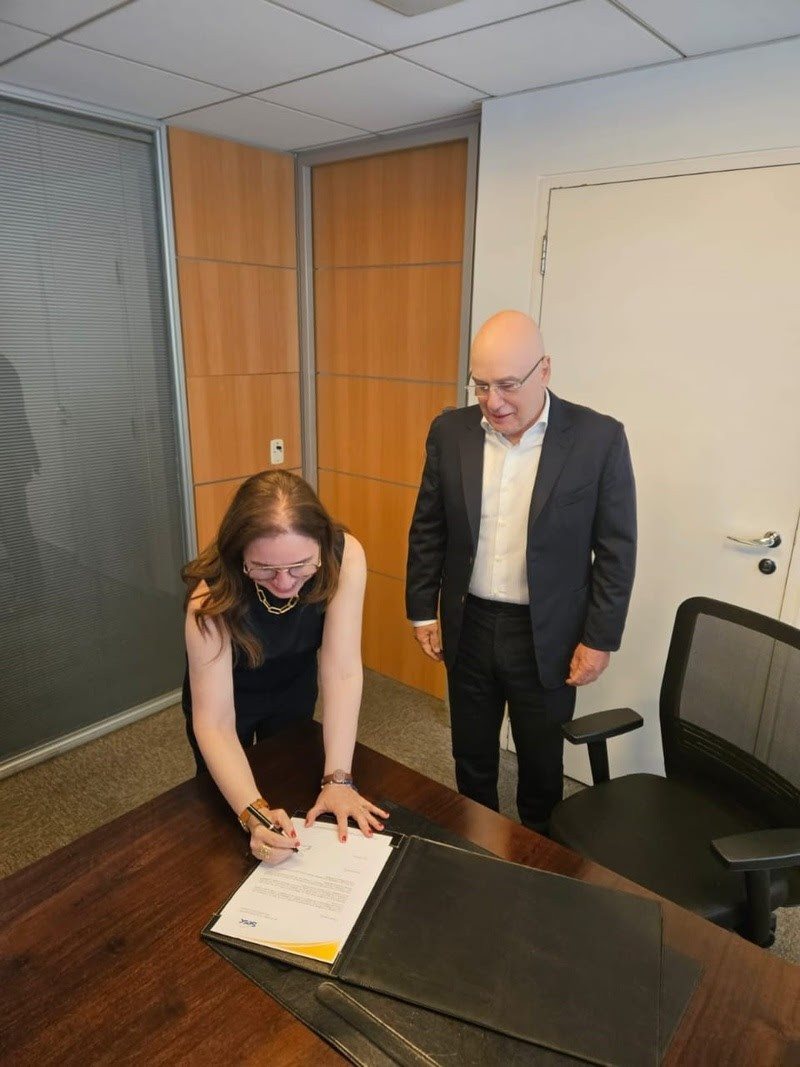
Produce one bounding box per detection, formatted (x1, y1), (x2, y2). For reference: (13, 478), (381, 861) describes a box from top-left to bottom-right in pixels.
(243, 561), (321, 580)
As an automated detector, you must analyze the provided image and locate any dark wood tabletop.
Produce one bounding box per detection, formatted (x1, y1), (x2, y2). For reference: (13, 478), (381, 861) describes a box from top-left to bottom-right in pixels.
(2, 720), (799, 1066)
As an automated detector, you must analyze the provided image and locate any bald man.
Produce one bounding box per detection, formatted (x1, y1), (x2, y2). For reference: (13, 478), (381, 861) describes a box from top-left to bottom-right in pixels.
(406, 311), (636, 832)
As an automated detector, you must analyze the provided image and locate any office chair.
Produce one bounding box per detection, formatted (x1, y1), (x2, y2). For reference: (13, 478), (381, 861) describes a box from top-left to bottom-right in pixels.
(550, 597), (800, 946)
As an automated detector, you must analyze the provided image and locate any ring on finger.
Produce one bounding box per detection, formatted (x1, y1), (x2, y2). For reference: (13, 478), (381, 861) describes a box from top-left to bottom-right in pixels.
(259, 843), (272, 861)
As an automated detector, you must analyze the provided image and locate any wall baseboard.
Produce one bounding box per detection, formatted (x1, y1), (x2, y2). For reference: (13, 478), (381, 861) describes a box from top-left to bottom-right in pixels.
(0, 689), (182, 781)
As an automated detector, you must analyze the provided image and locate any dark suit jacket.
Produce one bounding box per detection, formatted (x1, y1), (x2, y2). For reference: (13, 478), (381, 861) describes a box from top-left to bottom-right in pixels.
(405, 392), (637, 688)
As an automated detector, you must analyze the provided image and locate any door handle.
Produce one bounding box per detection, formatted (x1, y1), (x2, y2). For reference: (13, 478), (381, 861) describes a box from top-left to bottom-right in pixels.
(726, 530), (782, 549)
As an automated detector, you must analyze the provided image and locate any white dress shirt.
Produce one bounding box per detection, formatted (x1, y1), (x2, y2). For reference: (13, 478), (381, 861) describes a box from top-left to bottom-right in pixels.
(413, 391), (550, 623)
(469, 390), (550, 604)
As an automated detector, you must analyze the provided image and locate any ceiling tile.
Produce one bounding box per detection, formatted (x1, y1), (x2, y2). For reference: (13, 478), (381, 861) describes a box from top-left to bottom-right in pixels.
(259, 54), (484, 131)
(621, 0), (800, 56)
(0, 0), (120, 34)
(273, 0), (565, 49)
(67, 0), (381, 93)
(169, 95), (369, 151)
(0, 40), (233, 117)
(400, 0), (678, 95)
(0, 20), (47, 62)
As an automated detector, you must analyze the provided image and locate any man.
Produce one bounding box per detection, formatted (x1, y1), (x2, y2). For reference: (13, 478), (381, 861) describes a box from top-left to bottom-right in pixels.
(406, 311), (636, 832)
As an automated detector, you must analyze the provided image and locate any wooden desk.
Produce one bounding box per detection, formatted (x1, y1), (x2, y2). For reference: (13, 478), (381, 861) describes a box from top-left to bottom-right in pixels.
(2, 721), (799, 1065)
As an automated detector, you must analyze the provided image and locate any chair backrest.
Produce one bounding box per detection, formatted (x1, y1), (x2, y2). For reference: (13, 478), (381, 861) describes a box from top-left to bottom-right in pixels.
(660, 597), (800, 826)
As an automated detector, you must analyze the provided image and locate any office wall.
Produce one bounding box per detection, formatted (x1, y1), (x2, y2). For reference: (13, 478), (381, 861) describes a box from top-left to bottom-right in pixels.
(167, 128), (301, 550)
(472, 38), (800, 776)
(313, 142), (468, 698)
(473, 34), (800, 633)
(473, 36), (800, 328)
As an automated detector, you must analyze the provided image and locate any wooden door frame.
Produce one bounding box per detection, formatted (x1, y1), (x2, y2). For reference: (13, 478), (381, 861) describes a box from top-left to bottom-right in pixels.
(294, 117), (480, 490)
(531, 147), (800, 631)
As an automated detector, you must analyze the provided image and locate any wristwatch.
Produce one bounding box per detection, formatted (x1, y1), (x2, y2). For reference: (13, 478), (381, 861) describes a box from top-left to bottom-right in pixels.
(321, 769), (355, 788)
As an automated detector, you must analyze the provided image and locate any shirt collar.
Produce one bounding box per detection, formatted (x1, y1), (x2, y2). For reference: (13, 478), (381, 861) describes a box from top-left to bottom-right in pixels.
(481, 389), (550, 444)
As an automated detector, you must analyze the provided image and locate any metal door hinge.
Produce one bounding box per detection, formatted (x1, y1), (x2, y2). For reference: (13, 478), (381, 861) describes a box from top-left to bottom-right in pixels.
(540, 233), (548, 276)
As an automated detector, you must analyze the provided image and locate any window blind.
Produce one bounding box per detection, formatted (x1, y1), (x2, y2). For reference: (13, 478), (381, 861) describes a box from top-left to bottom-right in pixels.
(0, 100), (187, 761)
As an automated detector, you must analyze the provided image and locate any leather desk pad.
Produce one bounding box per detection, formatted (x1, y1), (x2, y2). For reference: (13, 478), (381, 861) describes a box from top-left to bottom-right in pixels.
(205, 803), (700, 1066)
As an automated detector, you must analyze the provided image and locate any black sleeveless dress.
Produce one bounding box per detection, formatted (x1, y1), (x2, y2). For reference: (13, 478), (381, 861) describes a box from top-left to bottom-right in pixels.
(182, 533), (342, 774)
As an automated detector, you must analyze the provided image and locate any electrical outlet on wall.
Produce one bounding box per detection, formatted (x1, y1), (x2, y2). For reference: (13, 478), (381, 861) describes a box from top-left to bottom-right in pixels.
(270, 438), (284, 465)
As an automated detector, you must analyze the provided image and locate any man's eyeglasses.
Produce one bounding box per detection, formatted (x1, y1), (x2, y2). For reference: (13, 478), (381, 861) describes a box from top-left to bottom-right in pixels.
(467, 355), (546, 397)
(243, 561), (321, 580)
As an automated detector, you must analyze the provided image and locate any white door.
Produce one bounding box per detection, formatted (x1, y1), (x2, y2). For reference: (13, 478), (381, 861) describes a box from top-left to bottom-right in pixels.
(537, 164), (800, 781)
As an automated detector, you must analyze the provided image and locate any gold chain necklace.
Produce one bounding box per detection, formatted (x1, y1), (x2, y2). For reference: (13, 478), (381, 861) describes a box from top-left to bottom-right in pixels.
(254, 581), (299, 615)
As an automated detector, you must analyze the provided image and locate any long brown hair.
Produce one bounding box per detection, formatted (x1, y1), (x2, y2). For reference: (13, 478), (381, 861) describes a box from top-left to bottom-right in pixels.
(182, 470), (344, 668)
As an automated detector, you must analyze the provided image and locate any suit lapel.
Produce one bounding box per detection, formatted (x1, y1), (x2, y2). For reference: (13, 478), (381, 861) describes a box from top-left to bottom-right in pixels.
(528, 392), (574, 530)
(459, 411), (484, 549)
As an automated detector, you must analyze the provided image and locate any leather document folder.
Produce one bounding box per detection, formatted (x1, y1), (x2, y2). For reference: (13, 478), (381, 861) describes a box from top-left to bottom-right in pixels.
(204, 815), (668, 1067)
(315, 945), (699, 1067)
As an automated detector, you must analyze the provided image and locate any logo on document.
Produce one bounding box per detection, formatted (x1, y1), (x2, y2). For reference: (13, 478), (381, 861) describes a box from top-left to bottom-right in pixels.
(239, 918), (257, 928)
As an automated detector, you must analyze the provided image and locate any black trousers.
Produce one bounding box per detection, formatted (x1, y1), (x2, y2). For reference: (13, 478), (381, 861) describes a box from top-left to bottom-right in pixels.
(184, 699), (315, 777)
(447, 595), (576, 832)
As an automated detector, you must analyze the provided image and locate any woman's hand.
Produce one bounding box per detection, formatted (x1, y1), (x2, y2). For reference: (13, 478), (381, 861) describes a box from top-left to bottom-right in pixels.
(248, 806), (297, 866)
(305, 785), (390, 842)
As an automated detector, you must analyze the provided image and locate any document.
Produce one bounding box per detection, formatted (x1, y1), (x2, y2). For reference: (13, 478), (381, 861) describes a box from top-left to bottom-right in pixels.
(210, 818), (394, 963)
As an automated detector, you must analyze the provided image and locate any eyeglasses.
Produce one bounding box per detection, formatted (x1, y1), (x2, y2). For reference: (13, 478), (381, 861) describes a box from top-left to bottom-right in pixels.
(243, 561), (321, 580)
(467, 355), (546, 397)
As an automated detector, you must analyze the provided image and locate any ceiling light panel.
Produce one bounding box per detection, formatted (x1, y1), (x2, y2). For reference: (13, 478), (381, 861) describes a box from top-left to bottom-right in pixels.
(621, 0), (800, 56)
(169, 95), (369, 151)
(371, 0), (465, 14)
(259, 53), (484, 131)
(0, 39), (232, 117)
(400, 0), (678, 95)
(273, 0), (565, 50)
(67, 0), (381, 93)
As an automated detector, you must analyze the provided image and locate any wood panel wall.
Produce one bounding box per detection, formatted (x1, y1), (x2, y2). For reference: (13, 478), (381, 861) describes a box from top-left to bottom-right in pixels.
(313, 141), (468, 699)
(168, 128), (301, 552)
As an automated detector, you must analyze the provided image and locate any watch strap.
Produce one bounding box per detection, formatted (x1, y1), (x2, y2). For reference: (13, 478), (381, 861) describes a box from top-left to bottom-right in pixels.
(321, 770), (354, 787)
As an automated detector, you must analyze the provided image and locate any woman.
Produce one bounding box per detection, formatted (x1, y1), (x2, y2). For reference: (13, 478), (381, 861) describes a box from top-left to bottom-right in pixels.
(182, 470), (388, 867)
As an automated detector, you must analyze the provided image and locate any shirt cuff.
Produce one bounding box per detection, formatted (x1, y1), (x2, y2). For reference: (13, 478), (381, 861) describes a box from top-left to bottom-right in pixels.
(412, 619), (438, 626)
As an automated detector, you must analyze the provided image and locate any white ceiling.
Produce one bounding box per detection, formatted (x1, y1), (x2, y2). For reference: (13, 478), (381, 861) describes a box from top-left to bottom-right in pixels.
(260, 54), (484, 131)
(400, 0), (675, 96)
(1, 0), (799, 153)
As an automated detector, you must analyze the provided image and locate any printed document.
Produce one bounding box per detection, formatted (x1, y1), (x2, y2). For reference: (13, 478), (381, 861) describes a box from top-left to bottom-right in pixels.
(210, 818), (394, 963)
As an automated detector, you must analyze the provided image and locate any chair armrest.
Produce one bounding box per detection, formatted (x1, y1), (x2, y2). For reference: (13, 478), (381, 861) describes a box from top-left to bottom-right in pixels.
(561, 708), (643, 746)
(711, 828), (800, 947)
(560, 709), (643, 786)
(711, 828), (800, 872)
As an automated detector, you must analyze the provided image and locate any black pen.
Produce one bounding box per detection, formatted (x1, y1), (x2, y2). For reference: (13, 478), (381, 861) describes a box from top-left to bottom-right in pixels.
(246, 804), (299, 851)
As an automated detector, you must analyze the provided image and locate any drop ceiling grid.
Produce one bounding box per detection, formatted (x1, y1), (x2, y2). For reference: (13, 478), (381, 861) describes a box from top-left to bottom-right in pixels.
(1, 0), (799, 149)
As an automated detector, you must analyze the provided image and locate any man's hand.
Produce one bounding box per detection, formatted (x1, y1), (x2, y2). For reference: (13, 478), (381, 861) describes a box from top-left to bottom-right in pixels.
(566, 643), (610, 686)
(413, 621), (443, 661)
